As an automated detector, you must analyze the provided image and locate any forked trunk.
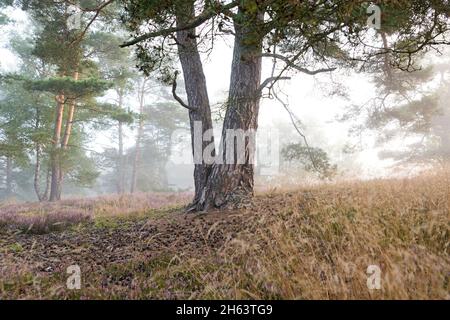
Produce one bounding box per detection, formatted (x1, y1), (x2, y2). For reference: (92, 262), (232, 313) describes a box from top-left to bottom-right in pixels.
(61, 72), (78, 149)
(196, 9), (264, 211)
(56, 71), (79, 199)
(49, 93), (65, 201)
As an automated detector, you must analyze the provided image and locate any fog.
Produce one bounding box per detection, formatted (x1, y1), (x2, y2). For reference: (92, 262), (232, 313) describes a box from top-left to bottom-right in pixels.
(1, 6), (449, 201)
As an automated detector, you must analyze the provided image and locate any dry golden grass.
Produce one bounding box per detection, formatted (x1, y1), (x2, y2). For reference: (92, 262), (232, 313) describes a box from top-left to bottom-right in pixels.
(169, 170), (450, 299)
(0, 171), (448, 299)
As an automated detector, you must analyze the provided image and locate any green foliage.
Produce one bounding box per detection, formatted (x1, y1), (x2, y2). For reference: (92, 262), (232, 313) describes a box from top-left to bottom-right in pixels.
(97, 100), (189, 193)
(0, 12), (8, 24)
(0, 1), (122, 200)
(282, 143), (337, 180)
(132, 101), (189, 192)
(66, 151), (100, 187)
(345, 36), (450, 166)
(111, 111), (134, 124)
(25, 77), (112, 96)
(120, 0), (181, 78)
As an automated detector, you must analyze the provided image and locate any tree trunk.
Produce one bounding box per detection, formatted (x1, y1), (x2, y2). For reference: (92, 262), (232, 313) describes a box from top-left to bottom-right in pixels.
(49, 93), (65, 201)
(196, 8), (264, 211)
(117, 120), (125, 194)
(33, 107), (44, 202)
(34, 143), (43, 201)
(175, 3), (215, 209)
(130, 79), (146, 194)
(5, 156), (12, 196)
(43, 167), (51, 201)
(56, 70), (79, 199)
(61, 72), (78, 149)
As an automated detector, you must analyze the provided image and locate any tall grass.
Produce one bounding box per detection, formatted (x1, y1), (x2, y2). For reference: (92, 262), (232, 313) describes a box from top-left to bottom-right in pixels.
(0, 172), (448, 299)
(173, 171), (450, 299)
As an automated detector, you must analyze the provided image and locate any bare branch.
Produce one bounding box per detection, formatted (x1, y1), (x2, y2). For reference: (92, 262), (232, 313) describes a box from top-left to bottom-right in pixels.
(172, 71), (195, 111)
(267, 48), (322, 174)
(258, 76), (291, 94)
(261, 53), (337, 75)
(69, 0), (115, 46)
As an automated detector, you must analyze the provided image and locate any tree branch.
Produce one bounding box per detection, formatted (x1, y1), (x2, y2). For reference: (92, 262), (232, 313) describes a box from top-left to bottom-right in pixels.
(258, 76), (291, 94)
(172, 71), (195, 111)
(120, 1), (240, 47)
(69, 0), (115, 46)
(266, 46), (322, 174)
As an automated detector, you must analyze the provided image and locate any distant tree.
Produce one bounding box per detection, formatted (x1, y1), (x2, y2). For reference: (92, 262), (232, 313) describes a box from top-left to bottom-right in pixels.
(97, 34), (139, 194)
(282, 144), (337, 180)
(133, 101), (189, 192)
(0, 78), (46, 200)
(344, 43), (450, 166)
(0, 33), (55, 201)
(1, 0), (116, 200)
(130, 77), (151, 194)
(97, 100), (189, 193)
(122, 0), (216, 204)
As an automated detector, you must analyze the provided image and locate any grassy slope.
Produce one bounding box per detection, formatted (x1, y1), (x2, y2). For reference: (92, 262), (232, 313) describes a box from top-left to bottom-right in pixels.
(0, 172), (449, 299)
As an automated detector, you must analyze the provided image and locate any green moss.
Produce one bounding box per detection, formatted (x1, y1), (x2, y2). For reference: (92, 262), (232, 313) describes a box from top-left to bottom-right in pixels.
(8, 242), (23, 253)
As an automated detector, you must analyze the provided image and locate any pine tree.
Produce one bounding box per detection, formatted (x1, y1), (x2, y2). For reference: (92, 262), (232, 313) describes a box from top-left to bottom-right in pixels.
(121, 0), (450, 211)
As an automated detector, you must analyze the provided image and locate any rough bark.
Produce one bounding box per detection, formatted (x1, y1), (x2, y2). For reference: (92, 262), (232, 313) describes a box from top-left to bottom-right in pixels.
(197, 8), (264, 211)
(175, 3), (215, 210)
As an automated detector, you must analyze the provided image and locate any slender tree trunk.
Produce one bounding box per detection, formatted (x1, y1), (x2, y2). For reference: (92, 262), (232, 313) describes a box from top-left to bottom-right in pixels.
(55, 70), (79, 199)
(117, 120), (125, 194)
(43, 167), (51, 201)
(33, 107), (44, 202)
(116, 90), (127, 194)
(34, 143), (43, 201)
(175, 3), (215, 209)
(5, 156), (12, 196)
(0, 158), (4, 193)
(130, 80), (146, 194)
(49, 93), (65, 201)
(61, 84), (77, 149)
(197, 8), (264, 211)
